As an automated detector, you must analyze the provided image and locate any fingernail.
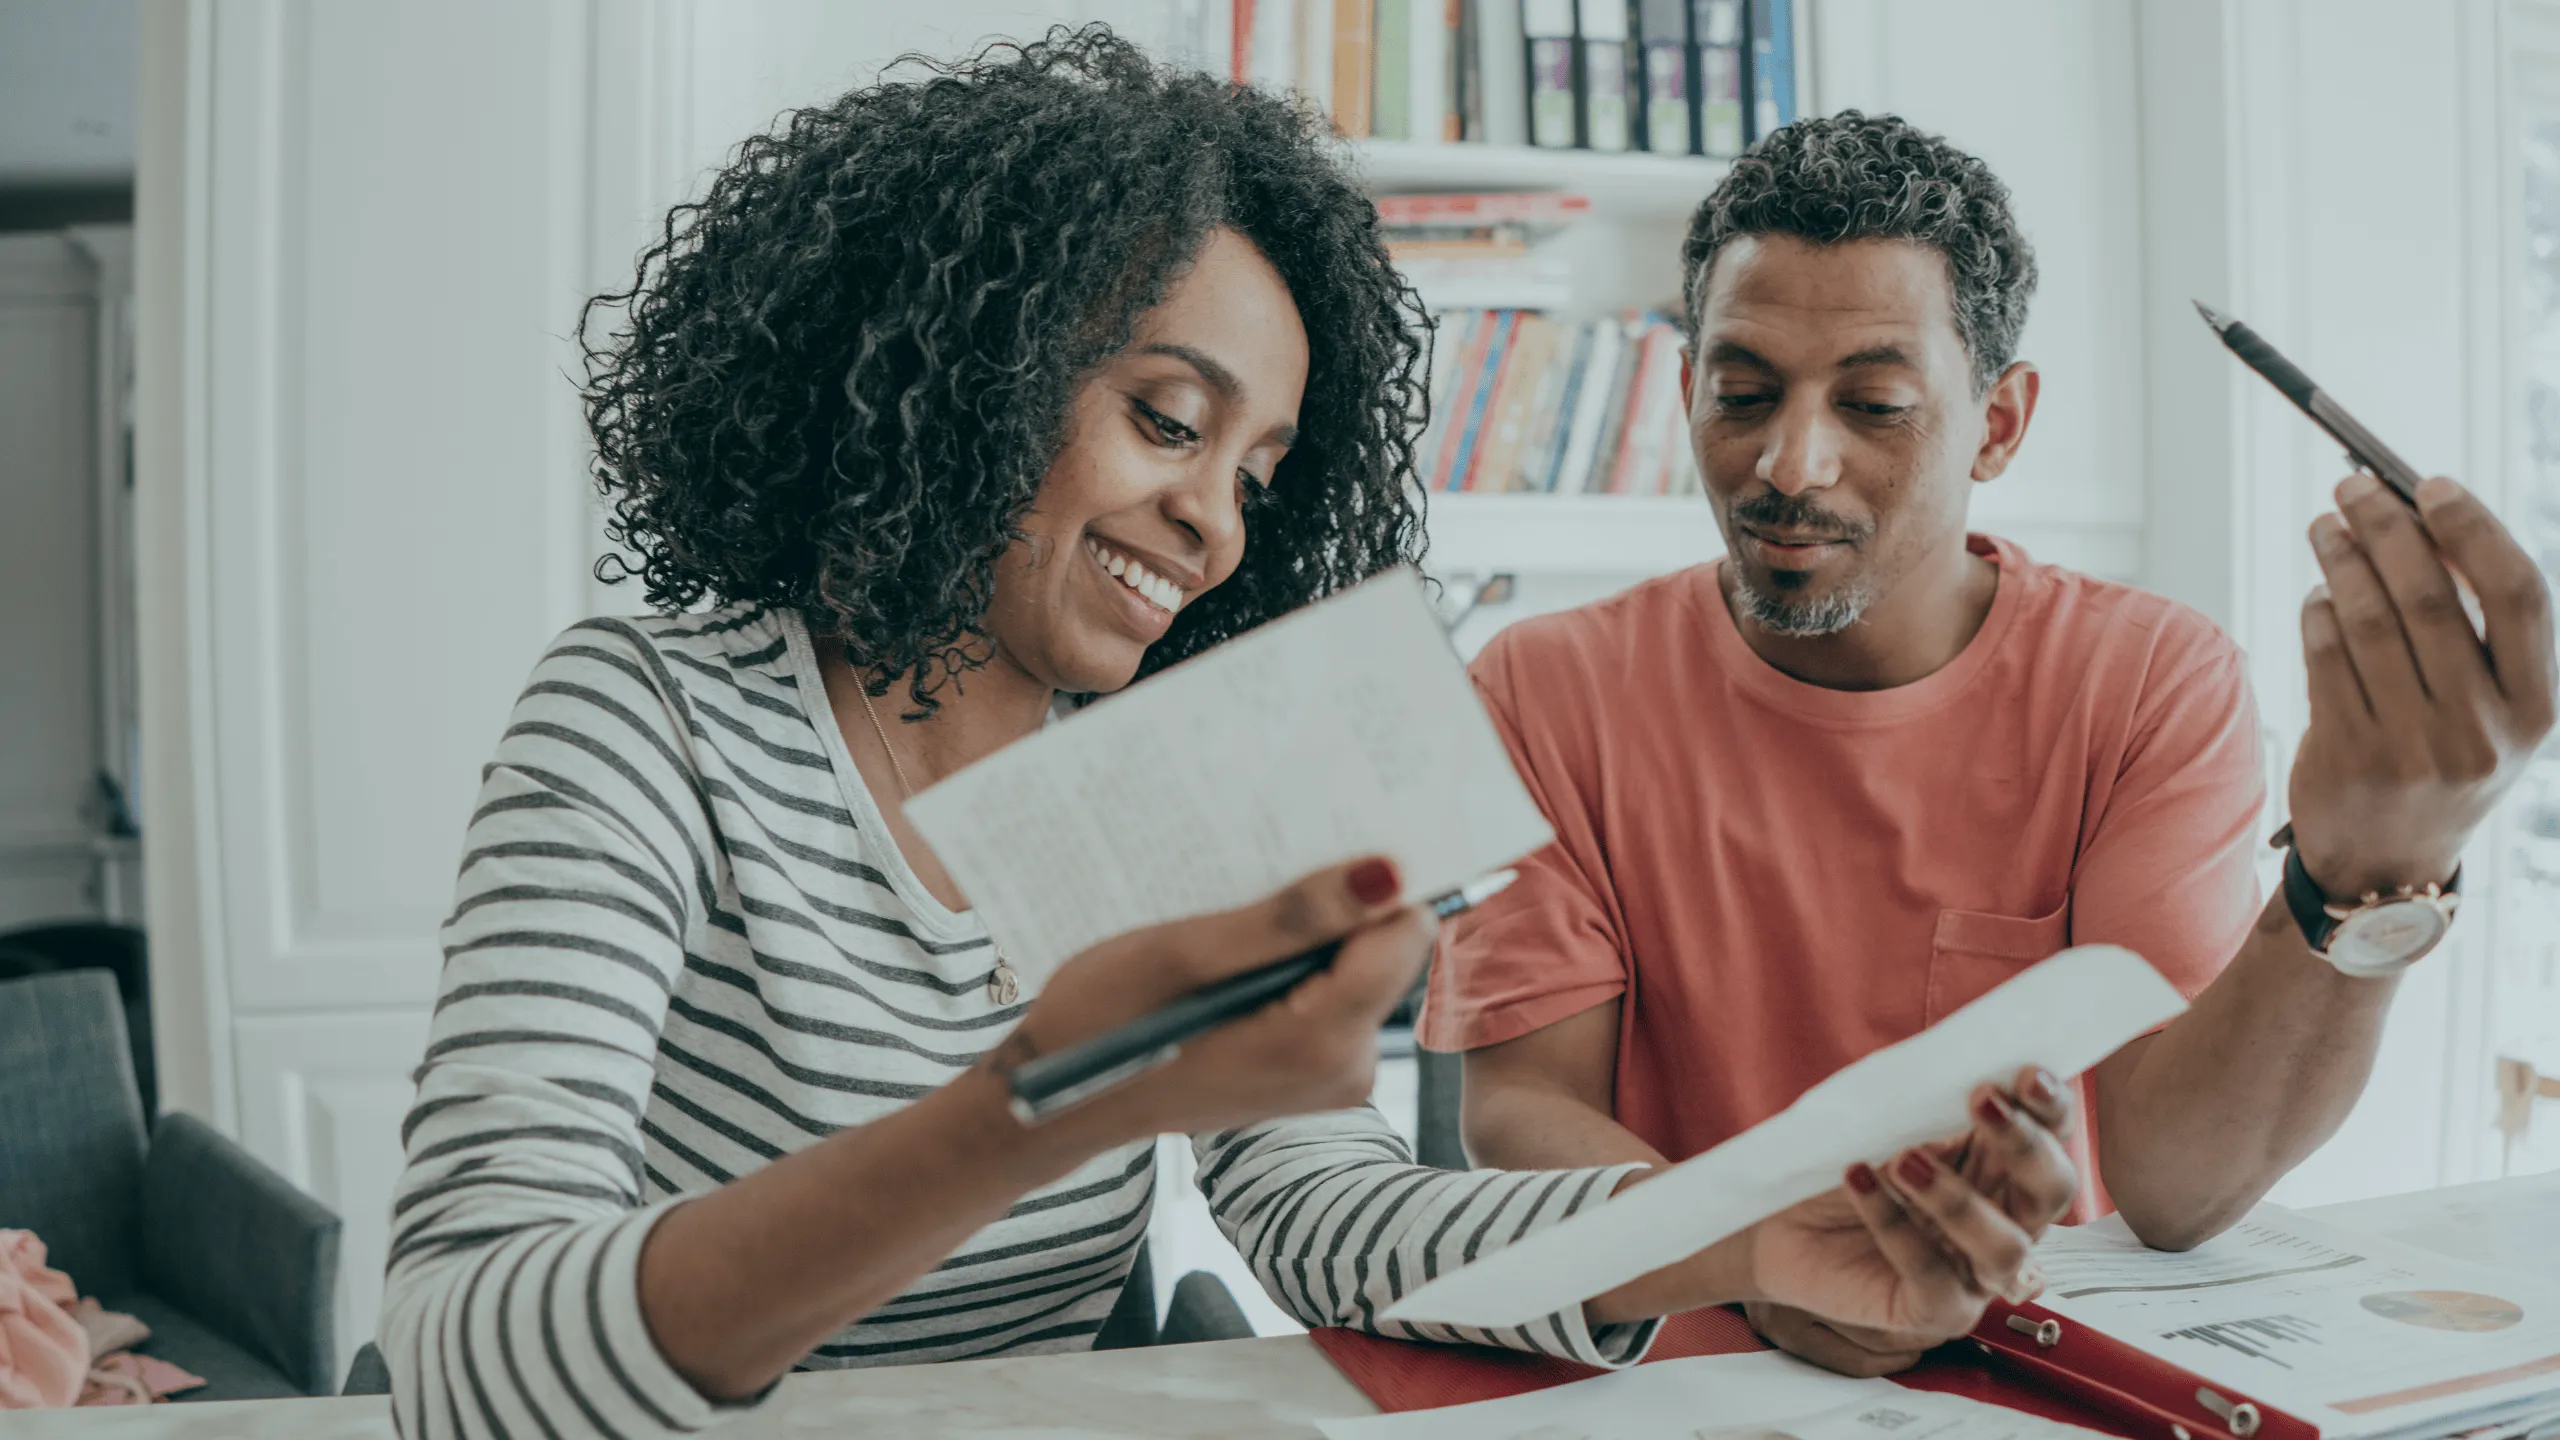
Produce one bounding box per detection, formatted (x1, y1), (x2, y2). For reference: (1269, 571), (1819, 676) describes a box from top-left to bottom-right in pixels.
(1348, 858), (1400, 906)
(2339, 472), (2382, 503)
(1976, 1093), (2011, 1128)
(2004, 1262), (2047, 1304)
(1896, 1150), (1936, 1189)
(1846, 1162), (1880, 1195)
(2417, 475), (2462, 507)
(2311, 518), (2347, 552)
(2028, 1068), (2062, 1104)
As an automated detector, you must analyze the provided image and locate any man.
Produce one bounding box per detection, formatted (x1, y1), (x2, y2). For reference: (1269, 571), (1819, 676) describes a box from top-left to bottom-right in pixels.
(1421, 111), (2556, 1377)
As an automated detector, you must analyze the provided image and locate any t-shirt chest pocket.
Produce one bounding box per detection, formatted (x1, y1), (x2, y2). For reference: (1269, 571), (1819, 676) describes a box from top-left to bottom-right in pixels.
(1926, 903), (2070, 1025)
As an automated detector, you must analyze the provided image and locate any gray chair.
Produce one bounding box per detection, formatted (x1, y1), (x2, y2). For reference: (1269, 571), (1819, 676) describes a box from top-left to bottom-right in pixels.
(342, 1237), (1250, 1394)
(0, 970), (341, 1400)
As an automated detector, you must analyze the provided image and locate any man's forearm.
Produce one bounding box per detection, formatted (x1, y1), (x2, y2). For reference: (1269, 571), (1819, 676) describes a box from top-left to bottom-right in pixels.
(2095, 894), (2398, 1249)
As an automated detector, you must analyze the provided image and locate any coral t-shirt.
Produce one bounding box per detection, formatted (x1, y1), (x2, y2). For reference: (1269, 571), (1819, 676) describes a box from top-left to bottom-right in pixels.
(1421, 535), (2266, 1220)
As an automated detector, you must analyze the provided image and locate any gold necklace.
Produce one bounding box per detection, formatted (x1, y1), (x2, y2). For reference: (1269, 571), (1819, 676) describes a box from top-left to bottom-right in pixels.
(856, 684), (1019, 1007)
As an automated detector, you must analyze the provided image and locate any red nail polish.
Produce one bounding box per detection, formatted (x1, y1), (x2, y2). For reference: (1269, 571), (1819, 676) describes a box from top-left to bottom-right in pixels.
(1845, 1162), (1880, 1195)
(1348, 858), (1400, 906)
(1976, 1094), (2010, 1127)
(1897, 1150), (1936, 1189)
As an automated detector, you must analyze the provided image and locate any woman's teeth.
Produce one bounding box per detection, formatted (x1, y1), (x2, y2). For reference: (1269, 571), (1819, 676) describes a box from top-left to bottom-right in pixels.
(1085, 538), (1183, 614)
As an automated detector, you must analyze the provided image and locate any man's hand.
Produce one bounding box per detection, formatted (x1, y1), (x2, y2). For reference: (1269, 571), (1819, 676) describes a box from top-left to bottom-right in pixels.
(1745, 1066), (2079, 1376)
(2288, 474), (2555, 901)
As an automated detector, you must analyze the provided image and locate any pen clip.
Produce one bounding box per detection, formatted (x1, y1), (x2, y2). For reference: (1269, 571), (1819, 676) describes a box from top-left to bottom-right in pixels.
(1009, 1043), (1181, 1125)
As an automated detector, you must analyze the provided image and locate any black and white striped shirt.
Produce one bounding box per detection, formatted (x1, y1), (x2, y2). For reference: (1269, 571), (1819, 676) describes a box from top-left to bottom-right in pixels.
(380, 605), (1655, 1439)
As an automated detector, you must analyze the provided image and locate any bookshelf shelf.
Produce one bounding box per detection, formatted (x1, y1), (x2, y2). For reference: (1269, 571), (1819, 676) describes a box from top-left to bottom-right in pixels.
(1421, 493), (1722, 575)
(1351, 141), (1729, 222)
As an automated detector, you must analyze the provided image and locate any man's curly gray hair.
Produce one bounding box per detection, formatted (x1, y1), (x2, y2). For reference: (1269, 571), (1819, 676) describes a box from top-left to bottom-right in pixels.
(1680, 110), (2038, 394)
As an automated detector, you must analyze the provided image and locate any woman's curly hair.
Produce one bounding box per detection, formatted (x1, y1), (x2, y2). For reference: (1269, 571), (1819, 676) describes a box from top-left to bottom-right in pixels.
(580, 26), (1429, 711)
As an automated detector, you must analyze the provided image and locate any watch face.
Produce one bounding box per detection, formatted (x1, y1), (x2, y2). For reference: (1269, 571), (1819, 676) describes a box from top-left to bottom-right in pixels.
(2329, 901), (2451, 978)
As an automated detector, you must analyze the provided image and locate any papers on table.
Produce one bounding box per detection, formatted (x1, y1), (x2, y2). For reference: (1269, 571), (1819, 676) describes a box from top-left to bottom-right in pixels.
(1314, 1351), (2113, 1440)
(1382, 946), (2185, 1329)
(904, 568), (1553, 987)
(2036, 1208), (2560, 1440)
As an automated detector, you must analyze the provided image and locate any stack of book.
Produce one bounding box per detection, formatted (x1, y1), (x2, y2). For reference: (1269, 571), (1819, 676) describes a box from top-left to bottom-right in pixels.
(1229, 0), (1795, 154)
(1416, 309), (1703, 497)
(1379, 190), (1587, 310)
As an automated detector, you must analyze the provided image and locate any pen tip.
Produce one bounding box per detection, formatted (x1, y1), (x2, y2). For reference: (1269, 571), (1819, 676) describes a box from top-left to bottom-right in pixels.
(2192, 299), (2230, 331)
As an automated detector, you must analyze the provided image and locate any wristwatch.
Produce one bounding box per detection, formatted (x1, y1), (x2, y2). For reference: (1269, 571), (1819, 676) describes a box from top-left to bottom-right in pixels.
(2273, 828), (2461, 978)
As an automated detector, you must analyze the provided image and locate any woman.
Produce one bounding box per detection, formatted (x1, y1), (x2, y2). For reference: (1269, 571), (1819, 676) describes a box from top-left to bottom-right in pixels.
(383, 29), (2074, 1438)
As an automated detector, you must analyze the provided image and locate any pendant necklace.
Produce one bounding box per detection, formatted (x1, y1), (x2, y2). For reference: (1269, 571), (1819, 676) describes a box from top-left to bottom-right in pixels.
(858, 684), (1019, 1006)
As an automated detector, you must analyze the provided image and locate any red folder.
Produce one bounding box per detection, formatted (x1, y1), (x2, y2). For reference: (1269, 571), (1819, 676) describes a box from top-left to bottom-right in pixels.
(1309, 1303), (2290, 1440)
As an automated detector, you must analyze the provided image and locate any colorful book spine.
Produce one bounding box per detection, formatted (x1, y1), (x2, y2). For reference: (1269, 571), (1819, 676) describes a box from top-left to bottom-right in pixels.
(1749, 0), (1793, 139)
(1575, 0), (1631, 151)
(1517, 317), (1592, 490)
(1470, 313), (1559, 492)
(1520, 0), (1579, 149)
(1408, 0), (1447, 141)
(1453, 0), (1482, 140)
(1694, 0), (1745, 156)
(1638, 0), (1692, 154)
(1376, 191), (1592, 227)
(1444, 311), (1520, 491)
(1551, 316), (1626, 494)
(1373, 0), (1412, 139)
(1419, 311), (1486, 489)
(1332, 0), (1377, 136)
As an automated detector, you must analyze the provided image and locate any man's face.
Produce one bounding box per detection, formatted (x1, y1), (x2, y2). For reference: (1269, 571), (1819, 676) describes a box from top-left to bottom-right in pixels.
(1684, 234), (2024, 638)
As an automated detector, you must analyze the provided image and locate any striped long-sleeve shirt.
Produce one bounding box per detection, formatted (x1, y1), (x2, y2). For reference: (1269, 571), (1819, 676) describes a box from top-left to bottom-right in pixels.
(381, 605), (1658, 1439)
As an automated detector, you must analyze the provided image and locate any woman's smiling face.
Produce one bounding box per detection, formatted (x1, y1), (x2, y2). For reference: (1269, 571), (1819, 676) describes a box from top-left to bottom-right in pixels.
(982, 227), (1309, 696)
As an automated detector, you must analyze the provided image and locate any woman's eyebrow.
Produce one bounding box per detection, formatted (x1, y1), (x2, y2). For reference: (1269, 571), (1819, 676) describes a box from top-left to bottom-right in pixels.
(1142, 342), (1297, 448)
(1141, 342), (1242, 401)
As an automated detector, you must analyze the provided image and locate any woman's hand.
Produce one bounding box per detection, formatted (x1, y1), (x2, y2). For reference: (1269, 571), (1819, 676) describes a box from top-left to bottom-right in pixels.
(993, 856), (1435, 1146)
(1741, 1067), (2079, 1376)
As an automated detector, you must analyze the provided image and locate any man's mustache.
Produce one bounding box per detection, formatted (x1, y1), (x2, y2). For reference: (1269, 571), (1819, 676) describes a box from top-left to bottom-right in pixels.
(1730, 490), (1873, 543)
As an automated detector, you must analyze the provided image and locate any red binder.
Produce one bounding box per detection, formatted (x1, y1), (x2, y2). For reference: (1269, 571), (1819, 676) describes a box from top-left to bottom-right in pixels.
(1308, 1303), (2292, 1440)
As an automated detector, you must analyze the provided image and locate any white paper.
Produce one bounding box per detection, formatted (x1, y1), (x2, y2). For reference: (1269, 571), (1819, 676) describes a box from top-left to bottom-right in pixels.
(1315, 1351), (2112, 1440)
(903, 569), (1554, 985)
(2037, 1207), (2560, 1440)
(1315, 1352), (1890, 1440)
(1383, 946), (2185, 1328)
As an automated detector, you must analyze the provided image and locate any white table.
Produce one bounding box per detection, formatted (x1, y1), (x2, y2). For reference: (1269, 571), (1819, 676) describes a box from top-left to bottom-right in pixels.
(14, 1172), (2554, 1439)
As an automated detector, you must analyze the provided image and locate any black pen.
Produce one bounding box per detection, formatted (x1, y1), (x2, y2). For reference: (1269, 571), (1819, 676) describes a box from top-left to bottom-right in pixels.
(1006, 869), (1521, 1124)
(2194, 301), (2427, 507)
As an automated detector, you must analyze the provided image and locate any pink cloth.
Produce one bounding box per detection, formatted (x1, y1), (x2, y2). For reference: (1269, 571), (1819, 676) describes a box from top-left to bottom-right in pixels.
(0, 1230), (89, 1409)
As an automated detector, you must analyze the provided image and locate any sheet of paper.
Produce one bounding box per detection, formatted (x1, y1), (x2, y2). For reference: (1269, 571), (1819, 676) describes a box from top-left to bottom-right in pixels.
(1314, 1351), (1891, 1440)
(2036, 1207), (2560, 1440)
(1383, 946), (2185, 1328)
(1724, 1392), (2115, 1440)
(1314, 1351), (2114, 1440)
(2313, 1169), (2560, 1279)
(904, 568), (1553, 985)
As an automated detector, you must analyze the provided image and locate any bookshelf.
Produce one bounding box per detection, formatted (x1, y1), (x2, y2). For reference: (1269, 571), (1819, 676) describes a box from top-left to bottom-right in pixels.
(1351, 141), (1729, 223)
(1353, 139), (1723, 582)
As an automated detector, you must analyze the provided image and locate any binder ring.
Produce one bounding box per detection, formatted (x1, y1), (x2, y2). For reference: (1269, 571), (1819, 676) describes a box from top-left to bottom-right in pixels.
(2006, 1314), (2063, 1347)
(2197, 1388), (2261, 1437)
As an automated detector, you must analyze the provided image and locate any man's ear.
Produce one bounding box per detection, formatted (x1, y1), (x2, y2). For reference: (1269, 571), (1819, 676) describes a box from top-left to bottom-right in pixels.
(1679, 347), (1695, 414)
(1972, 361), (2040, 483)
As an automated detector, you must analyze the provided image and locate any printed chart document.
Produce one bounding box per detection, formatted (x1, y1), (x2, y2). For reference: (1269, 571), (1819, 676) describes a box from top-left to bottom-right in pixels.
(2035, 1208), (2560, 1440)
(1315, 1351), (2111, 1440)
(905, 568), (1553, 986)
(1384, 947), (2185, 1329)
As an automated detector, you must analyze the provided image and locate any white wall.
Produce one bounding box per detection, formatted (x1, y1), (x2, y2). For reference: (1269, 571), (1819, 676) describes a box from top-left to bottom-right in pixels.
(0, 0), (139, 184)
(1812, 0), (2148, 582)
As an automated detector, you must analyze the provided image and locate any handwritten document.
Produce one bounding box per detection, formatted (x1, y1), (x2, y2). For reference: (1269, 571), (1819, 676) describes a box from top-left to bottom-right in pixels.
(1383, 947), (2186, 1329)
(905, 569), (1553, 986)
(2038, 1208), (2560, 1440)
(1316, 1351), (2111, 1440)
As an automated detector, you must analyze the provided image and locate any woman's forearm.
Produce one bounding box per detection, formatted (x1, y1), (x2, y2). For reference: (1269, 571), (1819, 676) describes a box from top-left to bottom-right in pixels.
(636, 1062), (1110, 1400)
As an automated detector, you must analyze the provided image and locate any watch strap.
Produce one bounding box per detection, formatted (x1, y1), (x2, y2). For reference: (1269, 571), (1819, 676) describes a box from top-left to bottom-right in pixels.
(2279, 845), (2343, 956)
